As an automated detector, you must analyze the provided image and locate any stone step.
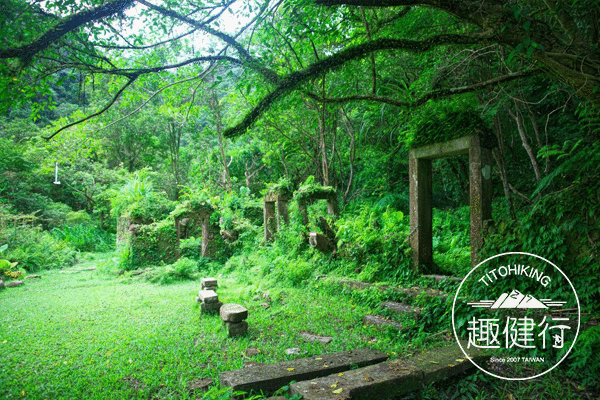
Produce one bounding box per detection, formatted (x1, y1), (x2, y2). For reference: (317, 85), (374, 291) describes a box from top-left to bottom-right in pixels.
(380, 301), (421, 318)
(330, 278), (450, 299)
(219, 348), (388, 396)
(423, 274), (464, 283)
(290, 342), (489, 400)
(362, 314), (403, 330)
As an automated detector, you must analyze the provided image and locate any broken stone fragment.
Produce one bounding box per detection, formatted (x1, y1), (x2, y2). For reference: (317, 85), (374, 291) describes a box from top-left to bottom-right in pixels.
(198, 290), (219, 303)
(220, 303), (248, 323)
(226, 320), (248, 337)
(25, 275), (42, 279)
(7, 280), (24, 288)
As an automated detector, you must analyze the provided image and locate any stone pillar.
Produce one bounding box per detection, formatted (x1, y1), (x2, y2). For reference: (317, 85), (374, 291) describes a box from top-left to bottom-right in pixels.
(409, 152), (433, 271)
(264, 201), (276, 242)
(201, 215), (216, 258)
(469, 136), (493, 266)
(326, 195), (339, 218)
(298, 201), (308, 226)
(276, 199), (289, 230)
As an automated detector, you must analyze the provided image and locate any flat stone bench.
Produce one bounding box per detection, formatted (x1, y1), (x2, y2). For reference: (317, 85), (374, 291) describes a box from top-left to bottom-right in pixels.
(290, 342), (489, 400)
(219, 348), (388, 396)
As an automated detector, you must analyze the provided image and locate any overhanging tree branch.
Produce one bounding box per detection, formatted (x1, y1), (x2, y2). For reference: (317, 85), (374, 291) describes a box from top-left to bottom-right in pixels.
(223, 33), (494, 137)
(0, 0), (135, 65)
(43, 76), (138, 140)
(135, 0), (281, 84)
(305, 69), (542, 107)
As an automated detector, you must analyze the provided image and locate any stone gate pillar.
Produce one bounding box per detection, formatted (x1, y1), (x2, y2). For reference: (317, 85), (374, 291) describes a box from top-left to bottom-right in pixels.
(264, 201), (276, 242)
(409, 134), (493, 272)
(469, 135), (493, 266)
(409, 155), (433, 269)
(276, 198), (290, 230)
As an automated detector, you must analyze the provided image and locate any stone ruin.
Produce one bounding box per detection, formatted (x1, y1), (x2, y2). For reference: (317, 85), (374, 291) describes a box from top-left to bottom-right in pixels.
(409, 134), (493, 271)
(263, 186), (339, 253)
(116, 201), (224, 268)
(220, 303), (249, 337)
(174, 203), (221, 258)
(263, 190), (292, 242)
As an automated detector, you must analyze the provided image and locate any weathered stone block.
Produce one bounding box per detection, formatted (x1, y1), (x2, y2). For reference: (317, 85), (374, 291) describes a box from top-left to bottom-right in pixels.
(290, 342), (490, 400)
(0, 280), (4, 289)
(299, 332), (333, 344)
(380, 301), (421, 318)
(363, 314), (403, 330)
(219, 348), (388, 396)
(198, 290), (219, 303)
(220, 303), (248, 323)
(201, 301), (223, 313)
(308, 232), (335, 253)
(201, 278), (218, 289)
(7, 280), (24, 288)
(226, 320), (248, 337)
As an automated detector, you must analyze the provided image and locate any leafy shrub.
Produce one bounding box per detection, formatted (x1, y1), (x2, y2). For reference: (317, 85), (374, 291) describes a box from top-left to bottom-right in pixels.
(65, 210), (92, 225)
(2, 227), (76, 272)
(0, 244), (22, 280)
(146, 257), (198, 284)
(51, 223), (114, 252)
(566, 325), (600, 389)
(336, 205), (412, 282)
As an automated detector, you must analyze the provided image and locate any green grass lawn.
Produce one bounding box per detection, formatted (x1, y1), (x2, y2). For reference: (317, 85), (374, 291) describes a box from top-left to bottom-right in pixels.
(0, 255), (594, 399)
(0, 257), (412, 399)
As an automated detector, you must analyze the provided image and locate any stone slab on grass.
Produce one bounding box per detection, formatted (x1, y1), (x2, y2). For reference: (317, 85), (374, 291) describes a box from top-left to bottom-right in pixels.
(220, 303), (248, 323)
(198, 290), (219, 303)
(299, 332), (333, 344)
(290, 342), (489, 400)
(219, 348), (388, 396)
(363, 314), (403, 330)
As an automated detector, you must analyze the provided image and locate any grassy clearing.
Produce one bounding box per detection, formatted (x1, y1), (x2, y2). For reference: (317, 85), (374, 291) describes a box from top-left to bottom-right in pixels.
(0, 254), (596, 399)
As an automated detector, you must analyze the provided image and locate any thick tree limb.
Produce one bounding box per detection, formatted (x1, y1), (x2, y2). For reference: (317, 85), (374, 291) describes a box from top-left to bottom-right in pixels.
(43, 76), (137, 140)
(0, 0), (135, 65)
(306, 69), (542, 107)
(224, 34), (494, 137)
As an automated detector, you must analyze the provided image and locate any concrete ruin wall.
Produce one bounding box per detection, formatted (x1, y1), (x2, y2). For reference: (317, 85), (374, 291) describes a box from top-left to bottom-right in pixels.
(409, 134), (492, 271)
(174, 205), (220, 258)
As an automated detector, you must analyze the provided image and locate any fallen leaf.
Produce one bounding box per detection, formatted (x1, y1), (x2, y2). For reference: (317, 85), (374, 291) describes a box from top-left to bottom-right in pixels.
(338, 372), (344, 376)
(448, 364), (455, 367)
(429, 361), (439, 364)
(316, 357), (323, 360)
(330, 383), (337, 388)
(455, 358), (464, 363)
(287, 368), (295, 372)
(332, 388), (343, 394)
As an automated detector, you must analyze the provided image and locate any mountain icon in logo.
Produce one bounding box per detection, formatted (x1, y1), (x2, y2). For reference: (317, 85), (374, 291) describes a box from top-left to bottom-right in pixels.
(490, 290), (548, 309)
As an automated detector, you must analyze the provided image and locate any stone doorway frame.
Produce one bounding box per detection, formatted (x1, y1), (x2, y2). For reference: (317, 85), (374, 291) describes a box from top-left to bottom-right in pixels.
(263, 192), (292, 242)
(409, 134), (493, 271)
